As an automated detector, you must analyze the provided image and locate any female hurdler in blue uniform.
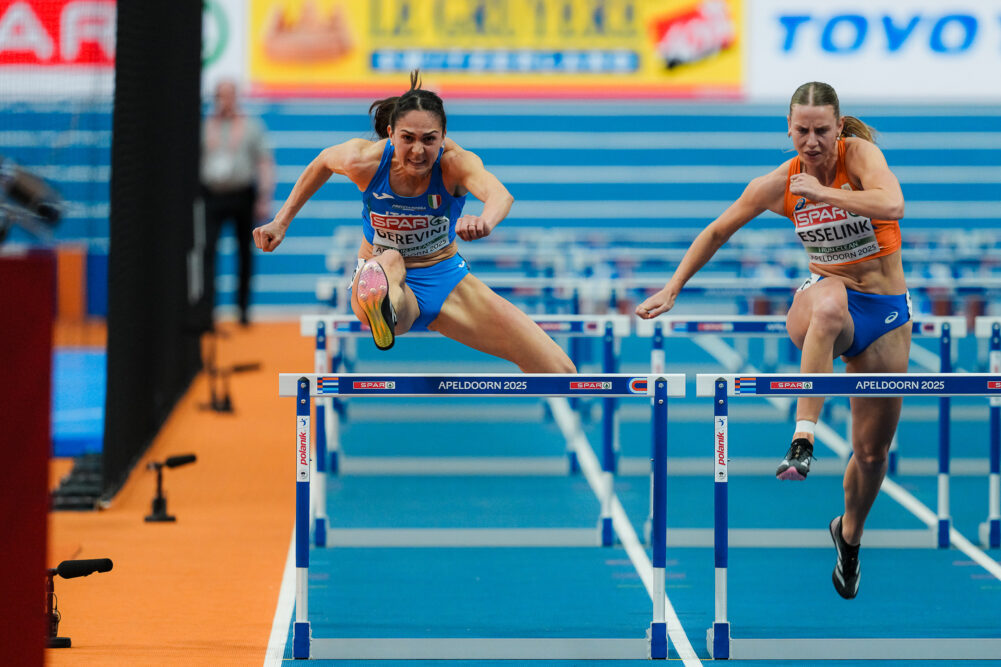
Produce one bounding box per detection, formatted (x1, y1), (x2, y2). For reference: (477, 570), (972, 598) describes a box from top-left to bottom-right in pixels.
(254, 72), (575, 373)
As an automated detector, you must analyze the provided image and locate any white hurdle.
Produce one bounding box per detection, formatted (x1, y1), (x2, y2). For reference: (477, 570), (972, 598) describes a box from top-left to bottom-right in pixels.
(696, 372), (1001, 661)
(280, 372), (685, 661)
(299, 313), (632, 547)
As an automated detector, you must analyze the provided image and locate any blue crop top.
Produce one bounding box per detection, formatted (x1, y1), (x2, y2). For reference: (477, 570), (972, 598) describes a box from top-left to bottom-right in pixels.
(360, 141), (466, 257)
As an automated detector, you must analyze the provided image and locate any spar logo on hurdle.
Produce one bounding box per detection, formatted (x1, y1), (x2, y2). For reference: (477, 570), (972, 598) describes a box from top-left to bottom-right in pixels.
(989, 381), (1001, 389)
(570, 381), (613, 390)
(771, 381), (813, 390)
(353, 381), (396, 389)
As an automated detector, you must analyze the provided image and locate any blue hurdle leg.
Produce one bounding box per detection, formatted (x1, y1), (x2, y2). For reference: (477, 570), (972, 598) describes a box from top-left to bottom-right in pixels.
(984, 328), (1001, 548)
(649, 378), (669, 659)
(937, 324), (952, 548)
(295, 377), (312, 659)
(707, 379), (730, 659)
(599, 323), (618, 545)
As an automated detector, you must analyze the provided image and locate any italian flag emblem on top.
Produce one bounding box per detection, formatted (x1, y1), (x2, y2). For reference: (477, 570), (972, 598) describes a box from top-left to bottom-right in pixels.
(428, 194), (441, 208)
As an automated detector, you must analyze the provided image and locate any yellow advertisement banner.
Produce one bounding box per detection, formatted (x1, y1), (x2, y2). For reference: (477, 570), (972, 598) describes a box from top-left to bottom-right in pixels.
(249, 0), (743, 96)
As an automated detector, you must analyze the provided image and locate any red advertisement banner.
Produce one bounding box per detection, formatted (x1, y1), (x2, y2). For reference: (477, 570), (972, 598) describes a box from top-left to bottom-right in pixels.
(0, 0), (115, 66)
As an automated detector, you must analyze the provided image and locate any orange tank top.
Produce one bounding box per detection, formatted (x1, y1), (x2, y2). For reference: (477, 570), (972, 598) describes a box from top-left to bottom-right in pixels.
(783, 139), (901, 266)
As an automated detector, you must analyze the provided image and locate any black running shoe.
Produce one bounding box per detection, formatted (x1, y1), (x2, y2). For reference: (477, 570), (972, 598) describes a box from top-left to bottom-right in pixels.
(775, 438), (814, 480)
(830, 515), (860, 599)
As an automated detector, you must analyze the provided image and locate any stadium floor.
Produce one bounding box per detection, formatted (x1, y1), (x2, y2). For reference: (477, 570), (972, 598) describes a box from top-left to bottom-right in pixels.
(48, 321), (1001, 665)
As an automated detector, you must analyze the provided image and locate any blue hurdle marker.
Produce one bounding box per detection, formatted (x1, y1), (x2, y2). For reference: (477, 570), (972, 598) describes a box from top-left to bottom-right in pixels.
(697, 372), (1001, 661)
(279, 372), (686, 661)
(976, 316), (1001, 548)
(299, 314), (631, 547)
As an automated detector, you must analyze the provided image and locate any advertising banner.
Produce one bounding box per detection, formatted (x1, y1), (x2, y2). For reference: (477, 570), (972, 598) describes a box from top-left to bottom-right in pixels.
(203, 0), (248, 94)
(747, 0), (1001, 101)
(0, 0), (115, 98)
(248, 0), (744, 97)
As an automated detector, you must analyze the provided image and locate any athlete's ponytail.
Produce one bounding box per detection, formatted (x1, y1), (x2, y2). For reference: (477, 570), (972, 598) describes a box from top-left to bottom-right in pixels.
(789, 82), (877, 144)
(840, 115), (877, 144)
(369, 70), (447, 139)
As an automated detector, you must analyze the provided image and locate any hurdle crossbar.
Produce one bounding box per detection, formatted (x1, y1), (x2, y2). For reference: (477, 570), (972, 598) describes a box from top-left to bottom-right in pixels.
(280, 372), (684, 661)
(697, 372), (1001, 661)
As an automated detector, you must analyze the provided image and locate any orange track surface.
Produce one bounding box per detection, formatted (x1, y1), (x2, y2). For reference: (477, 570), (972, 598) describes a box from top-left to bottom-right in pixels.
(47, 322), (310, 666)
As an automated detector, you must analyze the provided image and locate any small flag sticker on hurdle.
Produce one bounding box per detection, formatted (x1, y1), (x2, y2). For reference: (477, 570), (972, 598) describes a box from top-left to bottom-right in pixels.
(317, 377), (339, 394)
(735, 377), (756, 393)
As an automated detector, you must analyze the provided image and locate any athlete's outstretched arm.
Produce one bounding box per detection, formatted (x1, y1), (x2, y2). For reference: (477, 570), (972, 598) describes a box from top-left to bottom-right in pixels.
(789, 139), (904, 220)
(636, 166), (787, 318)
(443, 145), (514, 241)
(254, 138), (373, 252)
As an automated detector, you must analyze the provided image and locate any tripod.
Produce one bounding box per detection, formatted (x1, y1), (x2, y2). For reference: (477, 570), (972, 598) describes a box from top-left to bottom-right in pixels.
(199, 328), (260, 412)
(46, 570), (70, 648)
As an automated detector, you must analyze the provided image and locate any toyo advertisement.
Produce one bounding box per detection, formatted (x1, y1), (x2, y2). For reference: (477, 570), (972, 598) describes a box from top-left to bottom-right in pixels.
(247, 0), (744, 97)
(747, 0), (1001, 101)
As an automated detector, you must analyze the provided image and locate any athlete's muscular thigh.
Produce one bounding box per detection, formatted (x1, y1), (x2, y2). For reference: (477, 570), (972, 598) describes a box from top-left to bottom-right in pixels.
(430, 275), (574, 373)
(785, 278), (853, 353)
(845, 324), (911, 458)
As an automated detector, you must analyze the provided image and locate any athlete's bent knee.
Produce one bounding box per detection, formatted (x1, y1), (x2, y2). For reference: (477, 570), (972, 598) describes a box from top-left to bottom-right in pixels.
(808, 296), (849, 338)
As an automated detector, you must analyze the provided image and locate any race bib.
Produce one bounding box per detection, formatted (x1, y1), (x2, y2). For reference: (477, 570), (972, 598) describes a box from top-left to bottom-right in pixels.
(792, 198), (879, 265)
(369, 211), (450, 257)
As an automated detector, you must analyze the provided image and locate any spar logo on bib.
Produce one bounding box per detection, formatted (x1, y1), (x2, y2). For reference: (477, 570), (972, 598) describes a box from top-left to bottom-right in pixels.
(794, 203), (850, 228)
(370, 212), (432, 231)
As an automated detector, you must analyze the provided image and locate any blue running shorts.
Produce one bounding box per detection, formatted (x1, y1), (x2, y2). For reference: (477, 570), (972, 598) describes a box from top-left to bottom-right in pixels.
(352, 254), (470, 332)
(798, 274), (911, 358)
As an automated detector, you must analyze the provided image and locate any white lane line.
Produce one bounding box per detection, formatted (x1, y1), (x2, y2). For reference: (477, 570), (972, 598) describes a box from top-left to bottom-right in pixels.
(263, 529), (296, 667)
(548, 397), (702, 667)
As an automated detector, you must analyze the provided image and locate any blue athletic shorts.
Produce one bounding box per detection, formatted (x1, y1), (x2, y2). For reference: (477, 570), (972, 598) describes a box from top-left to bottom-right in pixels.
(352, 253), (469, 332)
(798, 274), (911, 358)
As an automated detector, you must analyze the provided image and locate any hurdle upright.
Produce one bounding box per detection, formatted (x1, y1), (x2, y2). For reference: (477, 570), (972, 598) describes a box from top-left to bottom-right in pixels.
(280, 372), (685, 661)
(976, 316), (1001, 548)
(697, 372), (1001, 661)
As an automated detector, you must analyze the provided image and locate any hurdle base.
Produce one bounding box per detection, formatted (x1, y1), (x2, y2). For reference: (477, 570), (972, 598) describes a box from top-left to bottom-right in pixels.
(599, 516), (615, 546)
(937, 518), (950, 548)
(310, 637), (648, 660)
(293, 622), (311, 659)
(707, 623), (730, 659)
(980, 519), (1001, 549)
(47, 637), (71, 649)
(647, 622), (668, 659)
(717, 637), (1001, 660)
(314, 517), (327, 547)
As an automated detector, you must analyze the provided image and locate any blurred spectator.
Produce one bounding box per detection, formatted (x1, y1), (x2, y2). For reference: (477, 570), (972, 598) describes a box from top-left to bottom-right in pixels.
(199, 79), (273, 327)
